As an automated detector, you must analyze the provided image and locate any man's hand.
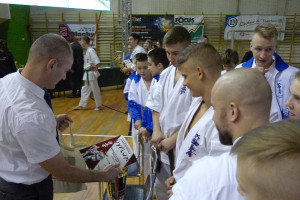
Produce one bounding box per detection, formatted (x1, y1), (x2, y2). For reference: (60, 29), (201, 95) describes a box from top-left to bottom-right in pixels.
(165, 176), (175, 197)
(55, 114), (73, 131)
(160, 136), (176, 153)
(134, 120), (142, 130)
(138, 127), (151, 142)
(102, 163), (121, 182)
(254, 66), (269, 75)
(151, 130), (164, 150)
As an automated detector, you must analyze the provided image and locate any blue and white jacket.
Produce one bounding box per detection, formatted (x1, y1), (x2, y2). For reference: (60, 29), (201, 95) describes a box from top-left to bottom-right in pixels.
(237, 52), (299, 121)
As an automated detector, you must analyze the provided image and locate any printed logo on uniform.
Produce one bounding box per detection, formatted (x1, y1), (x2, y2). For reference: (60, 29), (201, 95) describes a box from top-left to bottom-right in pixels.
(186, 133), (201, 157)
(275, 80), (283, 98)
(180, 86), (187, 94)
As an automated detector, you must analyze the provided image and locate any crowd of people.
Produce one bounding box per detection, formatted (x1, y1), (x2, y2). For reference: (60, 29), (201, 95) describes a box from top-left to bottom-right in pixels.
(123, 23), (300, 200)
(0, 22), (299, 200)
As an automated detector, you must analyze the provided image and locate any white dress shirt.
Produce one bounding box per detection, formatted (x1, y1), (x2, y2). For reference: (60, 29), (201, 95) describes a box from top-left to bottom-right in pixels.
(0, 71), (60, 185)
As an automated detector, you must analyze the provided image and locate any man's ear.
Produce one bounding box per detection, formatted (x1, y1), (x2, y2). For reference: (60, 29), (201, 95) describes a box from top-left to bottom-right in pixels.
(196, 66), (205, 80)
(157, 62), (164, 70)
(46, 58), (57, 72)
(229, 102), (239, 122)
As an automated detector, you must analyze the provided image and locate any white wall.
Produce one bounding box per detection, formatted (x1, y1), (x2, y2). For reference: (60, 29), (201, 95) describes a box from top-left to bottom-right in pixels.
(0, 4), (10, 23)
(29, 0), (300, 15)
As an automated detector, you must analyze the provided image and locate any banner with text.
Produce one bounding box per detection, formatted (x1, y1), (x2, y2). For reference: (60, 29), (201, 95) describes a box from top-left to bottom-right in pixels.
(174, 15), (204, 43)
(224, 15), (286, 40)
(59, 24), (97, 48)
(132, 15), (174, 41)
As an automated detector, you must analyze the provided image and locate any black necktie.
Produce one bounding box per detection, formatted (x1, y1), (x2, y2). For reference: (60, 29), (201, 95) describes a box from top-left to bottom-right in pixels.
(43, 89), (59, 143)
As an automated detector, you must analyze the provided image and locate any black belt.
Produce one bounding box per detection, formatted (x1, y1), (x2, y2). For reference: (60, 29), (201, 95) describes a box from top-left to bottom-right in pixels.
(0, 175), (53, 200)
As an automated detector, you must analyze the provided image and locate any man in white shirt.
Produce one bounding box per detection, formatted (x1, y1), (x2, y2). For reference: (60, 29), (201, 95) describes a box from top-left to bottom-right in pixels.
(165, 43), (231, 196)
(0, 33), (120, 200)
(170, 68), (272, 200)
(231, 118), (300, 200)
(127, 33), (147, 71)
(149, 26), (193, 200)
(236, 23), (299, 122)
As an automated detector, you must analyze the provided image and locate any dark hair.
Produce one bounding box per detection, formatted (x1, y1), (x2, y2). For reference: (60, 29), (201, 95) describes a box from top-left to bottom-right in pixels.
(135, 53), (147, 62)
(82, 36), (90, 45)
(148, 48), (169, 69)
(222, 49), (239, 65)
(130, 33), (140, 43)
(0, 39), (8, 52)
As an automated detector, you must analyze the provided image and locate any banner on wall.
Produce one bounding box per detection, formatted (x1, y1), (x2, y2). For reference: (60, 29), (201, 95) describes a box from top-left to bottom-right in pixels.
(59, 24), (97, 48)
(174, 15), (204, 43)
(224, 15), (286, 40)
(131, 15), (174, 41)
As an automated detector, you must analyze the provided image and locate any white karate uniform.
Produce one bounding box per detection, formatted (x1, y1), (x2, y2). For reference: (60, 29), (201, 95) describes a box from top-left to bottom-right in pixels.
(128, 75), (157, 176)
(236, 53), (299, 122)
(173, 97), (231, 182)
(130, 45), (147, 70)
(79, 46), (102, 107)
(170, 152), (243, 200)
(147, 65), (193, 200)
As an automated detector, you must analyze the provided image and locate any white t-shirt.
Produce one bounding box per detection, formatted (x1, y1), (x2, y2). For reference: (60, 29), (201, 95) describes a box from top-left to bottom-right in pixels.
(83, 46), (100, 81)
(0, 71), (60, 185)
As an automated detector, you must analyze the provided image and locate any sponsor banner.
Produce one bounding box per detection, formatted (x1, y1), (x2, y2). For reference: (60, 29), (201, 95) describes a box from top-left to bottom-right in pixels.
(174, 15), (204, 43)
(59, 24), (97, 48)
(224, 15), (286, 40)
(132, 15), (174, 40)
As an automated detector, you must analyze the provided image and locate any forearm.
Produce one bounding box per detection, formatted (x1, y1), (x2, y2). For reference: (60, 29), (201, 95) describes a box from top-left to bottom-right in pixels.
(152, 111), (161, 133)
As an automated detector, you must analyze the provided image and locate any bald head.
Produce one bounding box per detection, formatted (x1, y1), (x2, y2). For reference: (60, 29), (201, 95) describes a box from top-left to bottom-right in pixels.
(28, 33), (72, 66)
(213, 68), (271, 114)
(211, 68), (272, 145)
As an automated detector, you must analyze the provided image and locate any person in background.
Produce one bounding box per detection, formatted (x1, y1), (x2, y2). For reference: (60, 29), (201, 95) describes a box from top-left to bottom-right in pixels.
(121, 44), (134, 75)
(128, 33), (147, 70)
(236, 23), (299, 122)
(0, 33), (120, 200)
(221, 49), (239, 72)
(231, 118), (300, 200)
(241, 50), (253, 63)
(73, 36), (103, 111)
(0, 39), (17, 78)
(67, 38), (84, 98)
(286, 71), (300, 119)
(156, 40), (163, 48)
(143, 39), (152, 53)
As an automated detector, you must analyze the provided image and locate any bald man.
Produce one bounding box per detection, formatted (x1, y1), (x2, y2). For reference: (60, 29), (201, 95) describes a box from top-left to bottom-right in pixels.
(170, 68), (272, 200)
(165, 43), (230, 197)
(0, 33), (120, 200)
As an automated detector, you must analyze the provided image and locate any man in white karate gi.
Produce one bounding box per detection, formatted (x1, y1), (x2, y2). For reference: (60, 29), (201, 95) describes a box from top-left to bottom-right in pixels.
(170, 68), (272, 200)
(148, 26), (193, 200)
(236, 23), (299, 122)
(165, 43), (231, 196)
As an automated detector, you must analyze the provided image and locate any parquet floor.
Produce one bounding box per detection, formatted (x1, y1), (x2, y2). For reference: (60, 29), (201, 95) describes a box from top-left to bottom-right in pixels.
(52, 86), (139, 200)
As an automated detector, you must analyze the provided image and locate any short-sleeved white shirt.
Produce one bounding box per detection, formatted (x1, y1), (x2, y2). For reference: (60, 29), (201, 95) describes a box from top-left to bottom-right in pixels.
(0, 71), (61, 185)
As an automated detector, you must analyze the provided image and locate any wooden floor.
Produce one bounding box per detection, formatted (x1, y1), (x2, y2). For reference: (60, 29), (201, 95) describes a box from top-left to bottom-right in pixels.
(52, 86), (139, 200)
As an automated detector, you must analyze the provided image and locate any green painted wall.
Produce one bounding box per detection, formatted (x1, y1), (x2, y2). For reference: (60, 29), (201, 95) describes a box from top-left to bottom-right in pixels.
(0, 5), (30, 66)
